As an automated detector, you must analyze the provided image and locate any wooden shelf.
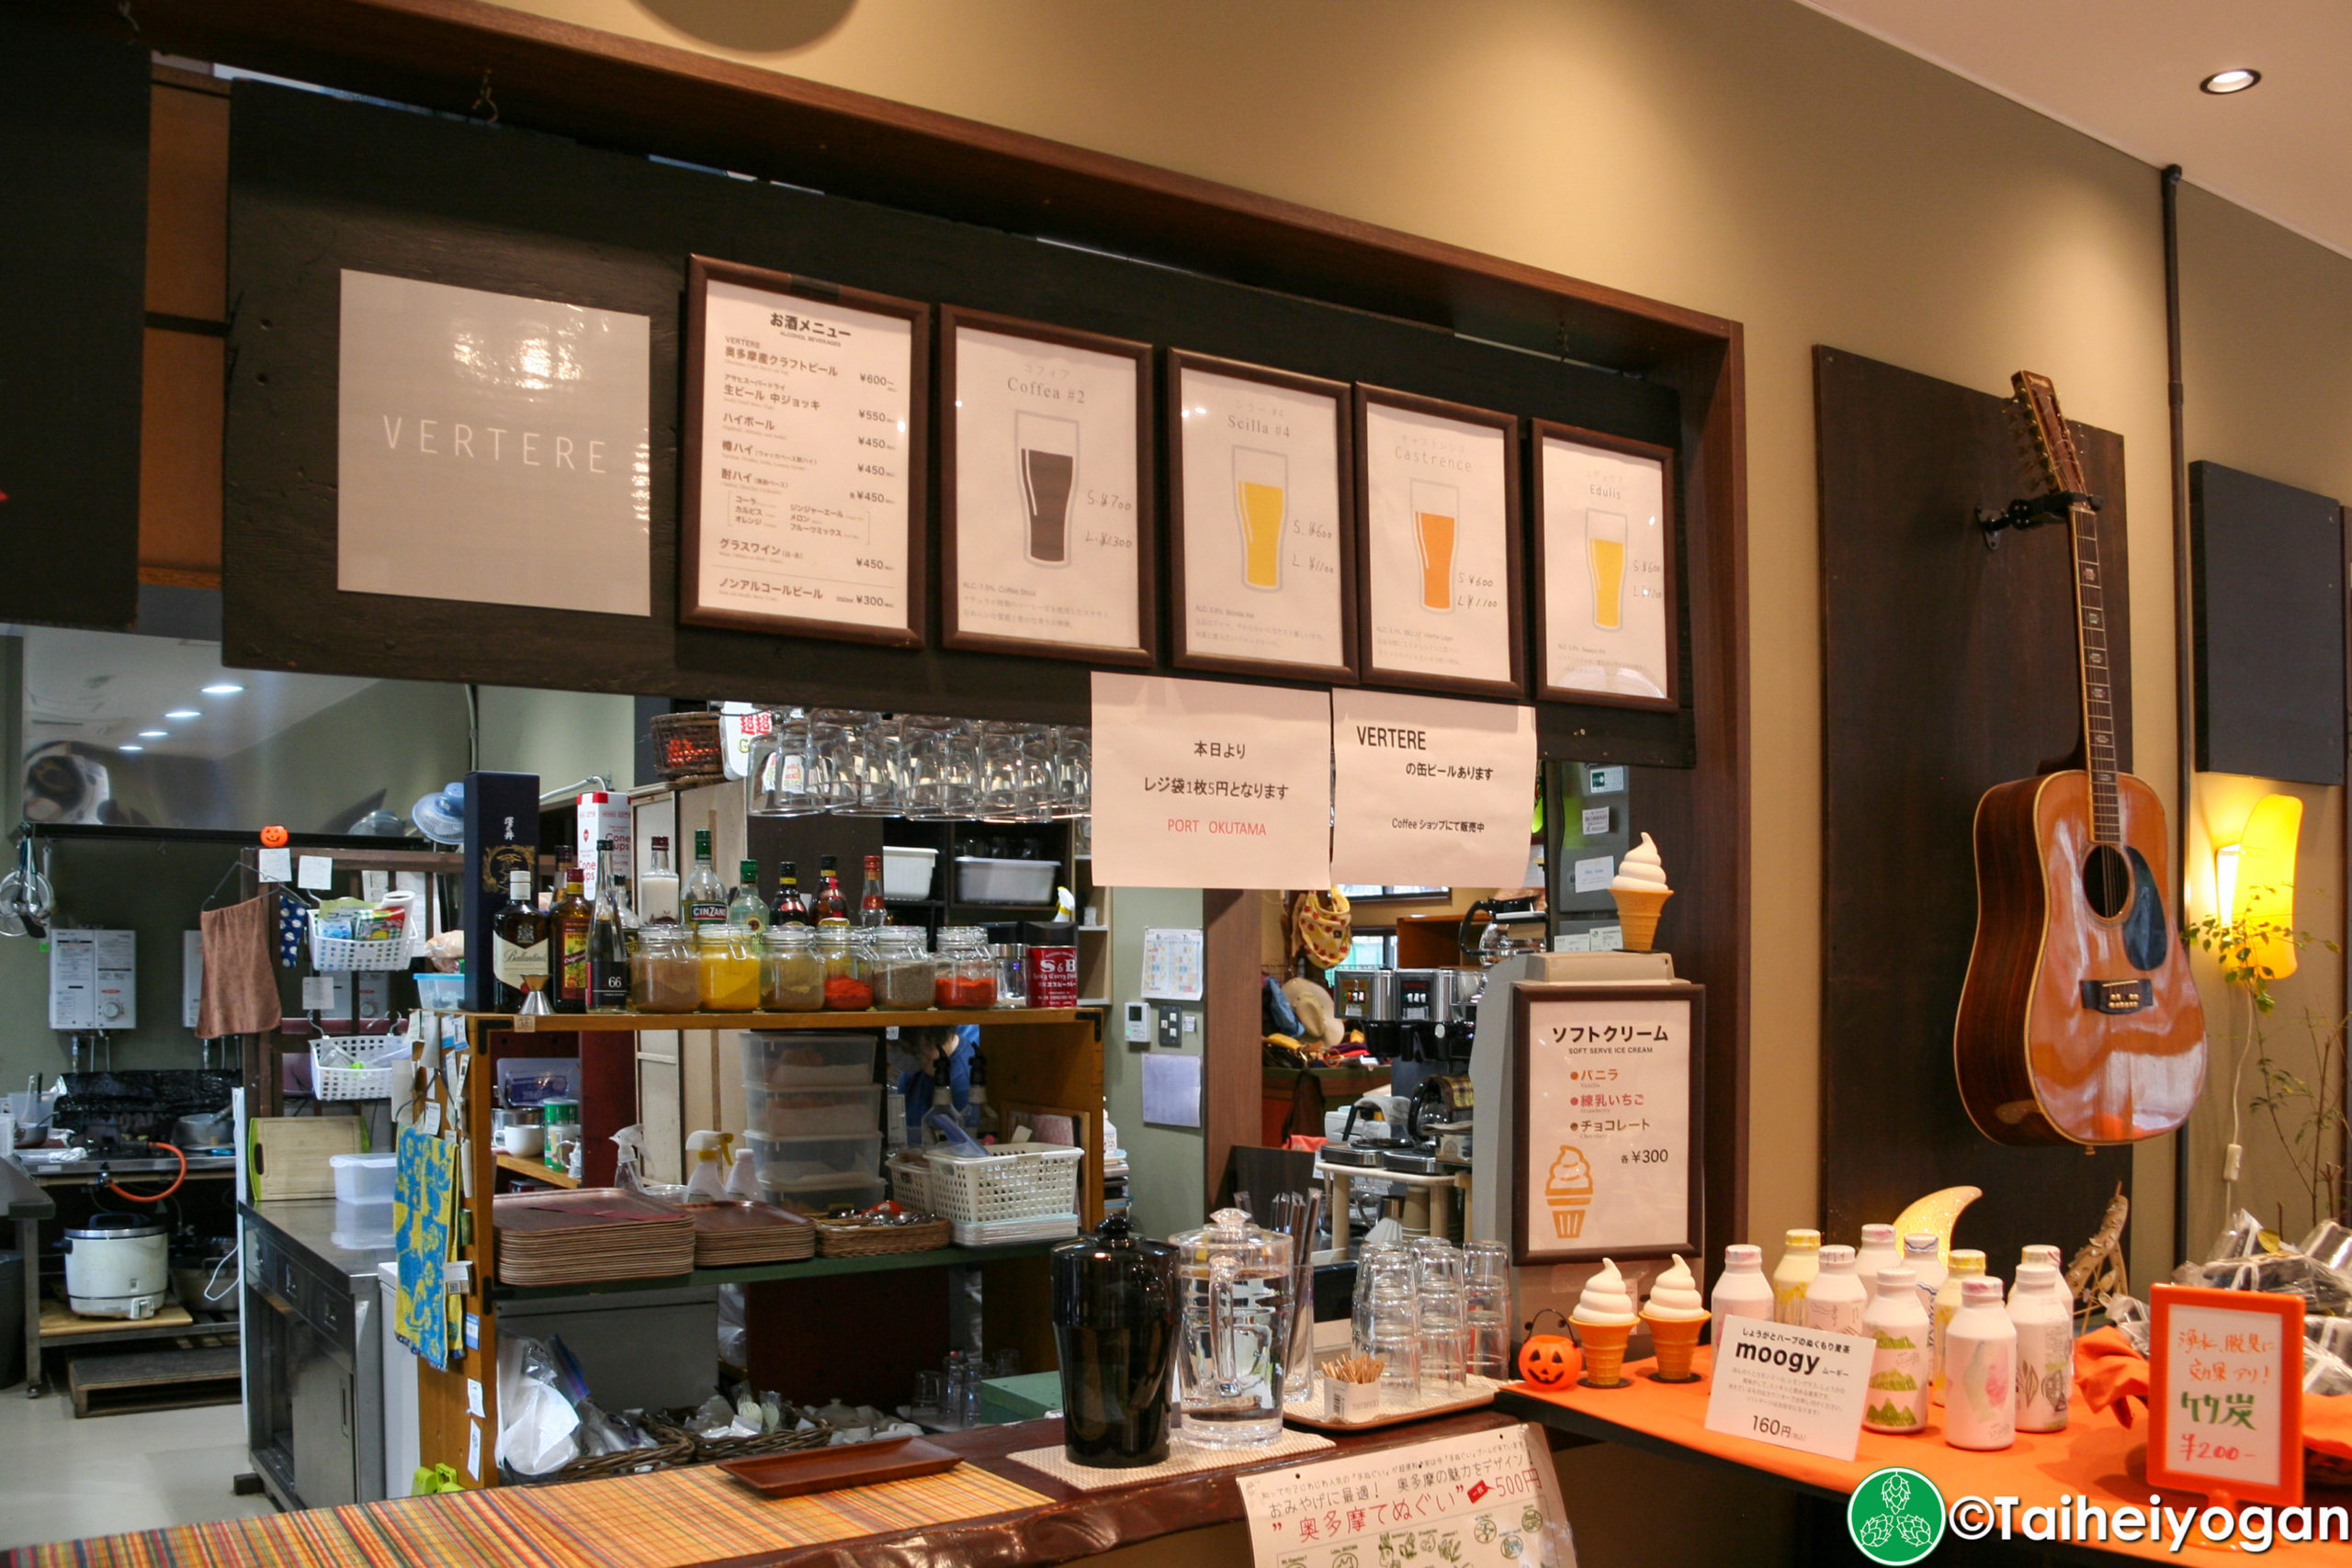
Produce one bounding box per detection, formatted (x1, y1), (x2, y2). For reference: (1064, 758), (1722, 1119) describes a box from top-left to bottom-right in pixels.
(505, 1008), (1084, 1032)
(495, 1152), (579, 1188)
(489, 1237), (1066, 1300)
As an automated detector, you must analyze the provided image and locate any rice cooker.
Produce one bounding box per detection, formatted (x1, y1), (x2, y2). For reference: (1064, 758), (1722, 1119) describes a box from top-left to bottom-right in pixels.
(62, 1213), (170, 1319)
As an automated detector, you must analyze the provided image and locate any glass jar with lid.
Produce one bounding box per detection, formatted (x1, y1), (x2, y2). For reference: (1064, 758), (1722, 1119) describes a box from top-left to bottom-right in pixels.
(933, 926), (996, 1009)
(818, 925), (874, 1010)
(759, 924), (824, 1011)
(869, 927), (936, 1010)
(631, 925), (700, 1013)
(697, 925), (762, 1011)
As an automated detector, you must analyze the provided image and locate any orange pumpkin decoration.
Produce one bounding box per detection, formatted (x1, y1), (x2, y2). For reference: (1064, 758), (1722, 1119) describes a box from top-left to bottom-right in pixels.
(1517, 1308), (1582, 1389)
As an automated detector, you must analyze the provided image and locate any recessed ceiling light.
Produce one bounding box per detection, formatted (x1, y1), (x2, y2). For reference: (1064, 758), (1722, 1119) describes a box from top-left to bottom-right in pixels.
(138, 729), (167, 739)
(2200, 68), (2260, 94)
(164, 709), (200, 720)
(201, 682), (245, 695)
(118, 744), (143, 753)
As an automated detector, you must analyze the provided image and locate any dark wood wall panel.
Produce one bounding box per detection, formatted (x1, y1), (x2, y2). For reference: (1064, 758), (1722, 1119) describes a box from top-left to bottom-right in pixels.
(2191, 460), (2346, 785)
(1816, 347), (2132, 1265)
(224, 81), (1691, 761)
(0, 10), (147, 629)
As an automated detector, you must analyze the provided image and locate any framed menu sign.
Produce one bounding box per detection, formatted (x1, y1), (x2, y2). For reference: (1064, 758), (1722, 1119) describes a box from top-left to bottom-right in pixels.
(1353, 387), (1522, 695)
(1168, 351), (1356, 682)
(2146, 1283), (2303, 1508)
(1532, 422), (1678, 709)
(681, 255), (928, 646)
(1510, 981), (1703, 1266)
(940, 308), (1154, 664)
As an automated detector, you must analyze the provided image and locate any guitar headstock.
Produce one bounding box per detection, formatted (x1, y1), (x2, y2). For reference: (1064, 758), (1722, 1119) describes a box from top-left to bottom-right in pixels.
(2011, 370), (2088, 496)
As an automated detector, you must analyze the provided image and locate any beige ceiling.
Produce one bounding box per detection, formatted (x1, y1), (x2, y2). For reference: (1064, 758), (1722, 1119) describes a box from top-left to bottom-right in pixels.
(1798, 1), (2352, 259)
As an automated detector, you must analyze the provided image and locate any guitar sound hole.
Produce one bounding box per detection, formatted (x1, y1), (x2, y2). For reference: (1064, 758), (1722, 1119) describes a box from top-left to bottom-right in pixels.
(2081, 844), (2131, 919)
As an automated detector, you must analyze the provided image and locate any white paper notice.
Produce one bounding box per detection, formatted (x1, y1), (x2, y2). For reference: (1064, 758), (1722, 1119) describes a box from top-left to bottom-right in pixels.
(1572, 855), (1613, 893)
(1174, 363), (1350, 675)
(1361, 399), (1515, 688)
(1140, 928), (1205, 1000)
(1140, 1052), (1202, 1128)
(1238, 1423), (1572, 1568)
(1091, 672), (1331, 888)
(1329, 689), (1535, 887)
(952, 323), (1144, 656)
(1703, 1316), (1876, 1462)
(1580, 807), (1611, 836)
(297, 855), (334, 891)
(257, 847), (291, 884)
(1540, 433), (1671, 702)
(693, 278), (918, 637)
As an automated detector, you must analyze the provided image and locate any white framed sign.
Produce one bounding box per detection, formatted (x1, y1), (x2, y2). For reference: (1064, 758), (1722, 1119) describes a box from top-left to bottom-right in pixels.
(1167, 352), (1357, 682)
(2146, 1284), (2303, 1508)
(680, 255), (928, 647)
(337, 270), (651, 617)
(940, 308), (1155, 664)
(1532, 422), (1677, 710)
(1353, 386), (1523, 695)
(1510, 981), (1702, 1266)
(1330, 688), (1536, 886)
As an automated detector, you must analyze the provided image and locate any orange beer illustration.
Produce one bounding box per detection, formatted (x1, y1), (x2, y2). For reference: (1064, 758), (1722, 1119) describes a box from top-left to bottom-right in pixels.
(1585, 507), (1628, 630)
(1234, 447), (1287, 591)
(1410, 479), (1458, 612)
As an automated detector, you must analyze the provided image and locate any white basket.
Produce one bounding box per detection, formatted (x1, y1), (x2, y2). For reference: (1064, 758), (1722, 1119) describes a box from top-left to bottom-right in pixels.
(888, 1151), (934, 1213)
(309, 920), (419, 972)
(310, 1036), (411, 1101)
(922, 1145), (1083, 1226)
(952, 1213), (1080, 1247)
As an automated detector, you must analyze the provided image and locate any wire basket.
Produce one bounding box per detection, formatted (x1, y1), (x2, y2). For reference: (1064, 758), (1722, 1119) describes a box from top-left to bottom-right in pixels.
(650, 710), (726, 784)
(309, 917), (419, 972)
(310, 1036), (411, 1101)
(921, 1145), (1083, 1227)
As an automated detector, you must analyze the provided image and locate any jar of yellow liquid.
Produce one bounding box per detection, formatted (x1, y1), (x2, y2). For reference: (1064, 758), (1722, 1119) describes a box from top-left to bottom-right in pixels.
(696, 925), (762, 1011)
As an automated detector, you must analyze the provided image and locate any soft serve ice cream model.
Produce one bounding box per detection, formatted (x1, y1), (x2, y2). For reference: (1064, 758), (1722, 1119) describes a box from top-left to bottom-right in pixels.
(1570, 1257), (1641, 1387)
(1639, 1255), (1711, 1382)
(1609, 833), (1672, 953)
(1545, 1145), (1594, 1238)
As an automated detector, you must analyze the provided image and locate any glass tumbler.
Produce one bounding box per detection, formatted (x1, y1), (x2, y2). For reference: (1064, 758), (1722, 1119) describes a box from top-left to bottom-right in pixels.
(977, 721), (1036, 820)
(1464, 1240), (1515, 1381)
(899, 715), (978, 819)
(747, 708), (821, 817)
(1415, 1244), (1468, 1390)
(1363, 1253), (1420, 1392)
(839, 711), (901, 817)
(1351, 1242), (1408, 1358)
(1048, 727), (1091, 820)
(806, 708), (862, 812)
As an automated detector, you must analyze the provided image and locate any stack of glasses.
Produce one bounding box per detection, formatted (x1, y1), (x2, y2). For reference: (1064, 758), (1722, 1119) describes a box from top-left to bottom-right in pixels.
(1351, 1237), (1515, 1399)
(1464, 1239), (1515, 1379)
(748, 709), (1091, 823)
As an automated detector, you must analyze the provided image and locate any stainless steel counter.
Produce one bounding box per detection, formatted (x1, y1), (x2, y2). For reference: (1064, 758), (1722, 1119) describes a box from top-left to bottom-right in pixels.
(241, 1200), (397, 1511)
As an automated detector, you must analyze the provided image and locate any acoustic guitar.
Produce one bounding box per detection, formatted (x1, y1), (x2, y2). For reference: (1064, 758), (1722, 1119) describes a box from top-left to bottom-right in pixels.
(1952, 371), (2208, 1146)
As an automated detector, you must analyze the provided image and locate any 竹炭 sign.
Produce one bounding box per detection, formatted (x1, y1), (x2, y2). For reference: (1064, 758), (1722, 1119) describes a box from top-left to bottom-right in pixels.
(1330, 688), (1536, 887)
(1702, 1314), (1877, 1462)
(2146, 1283), (2303, 1507)
(1237, 1422), (1571, 1568)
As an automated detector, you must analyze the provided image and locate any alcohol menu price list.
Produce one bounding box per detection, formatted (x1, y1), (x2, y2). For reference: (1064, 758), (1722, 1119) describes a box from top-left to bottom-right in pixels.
(690, 270), (922, 640)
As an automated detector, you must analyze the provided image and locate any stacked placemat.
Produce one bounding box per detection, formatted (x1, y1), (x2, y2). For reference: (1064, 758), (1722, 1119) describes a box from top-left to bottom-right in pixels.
(493, 1188), (697, 1287)
(687, 1199), (818, 1267)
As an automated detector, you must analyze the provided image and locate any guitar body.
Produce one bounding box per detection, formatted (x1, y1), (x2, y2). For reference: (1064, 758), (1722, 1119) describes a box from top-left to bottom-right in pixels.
(1955, 768), (2208, 1145)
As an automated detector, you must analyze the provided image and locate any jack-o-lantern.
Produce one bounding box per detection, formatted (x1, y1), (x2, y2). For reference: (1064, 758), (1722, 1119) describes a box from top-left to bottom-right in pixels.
(1517, 1308), (1582, 1389)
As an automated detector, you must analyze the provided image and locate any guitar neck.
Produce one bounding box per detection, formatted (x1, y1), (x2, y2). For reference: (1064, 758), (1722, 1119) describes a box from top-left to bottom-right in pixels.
(2068, 500), (2121, 844)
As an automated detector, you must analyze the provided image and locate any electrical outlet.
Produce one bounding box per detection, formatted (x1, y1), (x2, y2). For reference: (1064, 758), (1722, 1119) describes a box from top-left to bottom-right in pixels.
(1156, 1005), (1184, 1049)
(1182, 1012), (1198, 1034)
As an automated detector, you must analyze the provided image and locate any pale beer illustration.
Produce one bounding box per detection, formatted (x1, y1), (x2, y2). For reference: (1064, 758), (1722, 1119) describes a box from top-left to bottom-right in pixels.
(1233, 447), (1288, 591)
(1016, 411), (1080, 567)
(1585, 506), (1629, 630)
(1410, 478), (1458, 612)
(1545, 1145), (1593, 1238)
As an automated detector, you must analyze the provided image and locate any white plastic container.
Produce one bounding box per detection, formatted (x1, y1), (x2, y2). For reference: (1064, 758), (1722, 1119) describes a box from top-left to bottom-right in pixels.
(882, 845), (938, 902)
(953, 856), (1057, 905)
(743, 1084), (883, 1138)
(1804, 1245), (1868, 1336)
(1931, 1248), (1987, 1405)
(331, 1151), (396, 1205)
(744, 1130), (884, 1193)
(1943, 1276), (2017, 1450)
(1772, 1228), (1820, 1325)
(739, 1032), (877, 1089)
(1861, 1266), (1929, 1434)
(1854, 1224), (1902, 1297)
(760, 1175), (887, 1215)
(1711, 1244), (1776, 1322)
(2007, 1262), (2073, 1433)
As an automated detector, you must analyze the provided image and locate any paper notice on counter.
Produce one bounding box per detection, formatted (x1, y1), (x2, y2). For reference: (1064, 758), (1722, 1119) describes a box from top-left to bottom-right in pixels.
(1090, 672), (1330, 888)
(1238, 1421), (1573, 1568)
(1703, 1316), (1875, 1462)
(1329, 689), (1536, 886)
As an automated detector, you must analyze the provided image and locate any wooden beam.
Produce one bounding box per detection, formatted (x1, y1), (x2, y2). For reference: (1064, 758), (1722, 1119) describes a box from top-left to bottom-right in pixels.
(1202, 889), (1263, 1213)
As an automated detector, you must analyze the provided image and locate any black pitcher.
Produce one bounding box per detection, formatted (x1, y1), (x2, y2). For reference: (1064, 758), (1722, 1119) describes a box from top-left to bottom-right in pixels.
(1050, 1212), (1178, 1466)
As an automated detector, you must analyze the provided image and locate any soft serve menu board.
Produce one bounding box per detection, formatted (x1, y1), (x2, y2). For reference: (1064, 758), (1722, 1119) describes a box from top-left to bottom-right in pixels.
(1355, 389), (1521, 695)
(1329, 688), (1535, 886)
(681, 257), (928, 645)
(941, 310), (1154, 662)
(1510, 983), (1702, 1265)
(1169, 353), (1356, 682)
(1532, 423), (1677, 710)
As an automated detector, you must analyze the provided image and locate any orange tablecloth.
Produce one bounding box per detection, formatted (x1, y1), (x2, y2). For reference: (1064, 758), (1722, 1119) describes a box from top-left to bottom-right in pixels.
(1504, 1347), (2352, 1562)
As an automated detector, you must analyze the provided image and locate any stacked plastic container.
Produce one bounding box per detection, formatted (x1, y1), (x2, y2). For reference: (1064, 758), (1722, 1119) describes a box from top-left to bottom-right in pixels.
(738, 1032), (886, 1213)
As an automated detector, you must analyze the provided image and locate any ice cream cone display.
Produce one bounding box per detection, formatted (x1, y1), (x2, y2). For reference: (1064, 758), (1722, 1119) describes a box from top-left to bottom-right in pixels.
(1544, 1145), (1594, 1238)
(1609, 833), (1672, 952)
(1639, 1256), (1711, 1382)
(1571, 1258), (1641, 1387)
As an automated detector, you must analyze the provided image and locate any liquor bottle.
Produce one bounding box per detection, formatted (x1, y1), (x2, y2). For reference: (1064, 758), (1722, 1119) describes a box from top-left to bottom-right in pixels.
(684, 829), (728, 928)
(772, 861), (810, 927)
(551, 865), (593, 1010)
(859, 852), (888, 927)
(815, 853), (850, 927)
(491, 869), (551, 1013)
(728, 859), (769, 932)
(588, 841), (630, 1012)
(639, 835), (680, 924)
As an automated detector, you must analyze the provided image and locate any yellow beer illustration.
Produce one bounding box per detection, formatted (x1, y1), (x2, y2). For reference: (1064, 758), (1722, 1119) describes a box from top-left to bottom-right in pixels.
(1234, 447), (1288, 591)
(1585, 507), (1628, 630)
(1411, 479), (1458, 613)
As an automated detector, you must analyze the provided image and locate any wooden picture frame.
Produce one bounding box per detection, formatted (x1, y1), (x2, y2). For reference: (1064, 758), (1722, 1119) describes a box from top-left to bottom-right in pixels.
(938, 307), (1156, 665)
(1166, 350), (1358, 683)
(680, 254), (929, 647)
(2146, 1283), (2305, 1508)
(1510, 981), (1704, 1267)
(1529, 420), (1679, 711)
(1352, 385), (1524, 697)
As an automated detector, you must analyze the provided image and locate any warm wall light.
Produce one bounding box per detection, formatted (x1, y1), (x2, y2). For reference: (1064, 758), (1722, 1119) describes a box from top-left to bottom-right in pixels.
(2200, 68), (2261, 95)
(2217, 792), (2302, 979)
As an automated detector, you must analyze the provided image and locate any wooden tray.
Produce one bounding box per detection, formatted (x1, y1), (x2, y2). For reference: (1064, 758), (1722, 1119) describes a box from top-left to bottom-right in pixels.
(717, 1435), (961, 1497)
(1282, 1373), (1501, 1432)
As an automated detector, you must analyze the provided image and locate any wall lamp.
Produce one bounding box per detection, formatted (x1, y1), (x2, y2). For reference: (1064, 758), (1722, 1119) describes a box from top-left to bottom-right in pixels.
(2214, 792), (2301, 979)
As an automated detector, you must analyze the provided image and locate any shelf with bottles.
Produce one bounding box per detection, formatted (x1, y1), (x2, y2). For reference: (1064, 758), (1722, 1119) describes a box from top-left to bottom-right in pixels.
(503, 1006), (1090, 1032)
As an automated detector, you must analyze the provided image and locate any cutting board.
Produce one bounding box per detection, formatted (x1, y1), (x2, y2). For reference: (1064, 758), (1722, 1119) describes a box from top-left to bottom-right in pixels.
(249, 1115), (362, 1201)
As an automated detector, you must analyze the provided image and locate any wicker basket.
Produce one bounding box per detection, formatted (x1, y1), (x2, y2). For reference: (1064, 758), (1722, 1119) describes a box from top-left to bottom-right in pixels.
(650, 711), (727, 784)
(648, 1409), (835, 1464)
(523, 1419), (697, 1484)
(814, 1214), (952, 1257)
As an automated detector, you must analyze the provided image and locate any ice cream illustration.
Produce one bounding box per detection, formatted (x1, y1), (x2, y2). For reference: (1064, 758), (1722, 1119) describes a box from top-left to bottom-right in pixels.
(1572, 1258), (1640, 1387)
(1609, 833), (1673, 953)
(1545, 1145), (1594, 1238)
(1640, 1255), (1712, 1382)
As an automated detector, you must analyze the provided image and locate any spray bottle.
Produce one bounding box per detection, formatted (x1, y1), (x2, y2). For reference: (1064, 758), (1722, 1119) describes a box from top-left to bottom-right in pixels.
(684, 1129), (736, 1201)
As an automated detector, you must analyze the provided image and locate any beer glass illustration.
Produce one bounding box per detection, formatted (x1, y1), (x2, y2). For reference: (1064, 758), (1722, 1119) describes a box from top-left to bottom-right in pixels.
(1016, 412), (1080, 566)
(1585, 507), (1629, 630)
(1233, 447), (1288, 592)
(1410, 479), (1458, 612)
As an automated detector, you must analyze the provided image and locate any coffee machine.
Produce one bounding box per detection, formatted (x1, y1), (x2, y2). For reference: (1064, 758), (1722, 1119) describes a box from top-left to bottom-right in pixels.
(1329, 968), (1400, 1060)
